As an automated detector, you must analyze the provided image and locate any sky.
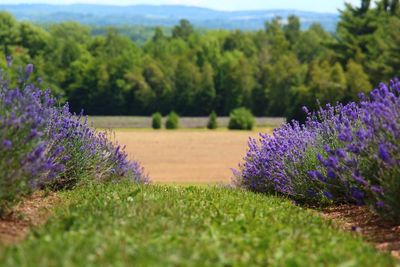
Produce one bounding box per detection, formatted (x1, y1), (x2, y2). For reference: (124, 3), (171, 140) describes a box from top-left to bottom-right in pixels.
(0, 0), (361, 13)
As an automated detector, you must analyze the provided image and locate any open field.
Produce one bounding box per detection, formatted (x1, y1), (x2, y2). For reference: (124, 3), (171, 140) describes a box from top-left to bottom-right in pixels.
(0, 183), (394, 267)
(114, 129), (266, 184)
(88, 116), (285, 129)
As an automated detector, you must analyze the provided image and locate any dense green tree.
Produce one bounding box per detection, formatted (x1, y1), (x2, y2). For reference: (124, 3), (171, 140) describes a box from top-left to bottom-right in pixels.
(263, 53), (305, 116)
(217, 51), (255, 114)
(284, 15), (301, 46)
(18, 23), (50, 58)
(172, 19), (194, 41)
(142, 58), (173, 113)
(152, 27), (165, 42)
(174, 59), (202, 114)
(335, 0), (399, 85)
(294, 24), (333, 63)
(0, 12), (19, 55)
(345, 60), (372, 101)
(223, 30), (257, 57)
(264, 17), (290, 62)
(309, 61), (347, 106)
(1, 4), (397, 118)
(196, 62), (216, 115)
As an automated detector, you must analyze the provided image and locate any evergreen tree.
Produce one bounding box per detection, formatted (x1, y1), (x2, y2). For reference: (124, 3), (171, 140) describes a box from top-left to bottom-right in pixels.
(172, 19), (194, 41)
(207, 111), (218, 130)
(345, 60), (372, 101)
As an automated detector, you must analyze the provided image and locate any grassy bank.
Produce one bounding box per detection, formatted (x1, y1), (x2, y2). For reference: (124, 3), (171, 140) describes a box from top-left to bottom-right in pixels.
(0, 183), (394, 267)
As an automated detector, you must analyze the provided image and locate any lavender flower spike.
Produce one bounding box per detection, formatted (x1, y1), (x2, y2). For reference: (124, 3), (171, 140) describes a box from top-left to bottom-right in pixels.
(25, 64), (34, 80)
(378, 144), (392, 164)
(2, 140), (12, 150)
(6, 55), (12, 67)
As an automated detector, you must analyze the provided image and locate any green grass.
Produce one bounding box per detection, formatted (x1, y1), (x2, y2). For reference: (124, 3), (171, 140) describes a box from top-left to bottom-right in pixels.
(0, 183), (395, 267)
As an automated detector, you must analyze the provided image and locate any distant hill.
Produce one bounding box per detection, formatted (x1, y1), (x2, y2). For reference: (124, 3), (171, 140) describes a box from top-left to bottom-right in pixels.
(0, 4), (339, 31)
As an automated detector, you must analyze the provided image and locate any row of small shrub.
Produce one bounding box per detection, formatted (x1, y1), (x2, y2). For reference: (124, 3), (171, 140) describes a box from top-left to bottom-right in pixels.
(151, 108), (255, 130)
(0, 61), (148, 213)
(234, 79), (400, 223)
(152, 112), (180, 129)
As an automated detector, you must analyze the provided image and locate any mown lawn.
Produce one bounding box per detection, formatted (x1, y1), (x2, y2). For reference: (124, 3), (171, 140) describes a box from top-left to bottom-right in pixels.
(0, 183), (395, 267)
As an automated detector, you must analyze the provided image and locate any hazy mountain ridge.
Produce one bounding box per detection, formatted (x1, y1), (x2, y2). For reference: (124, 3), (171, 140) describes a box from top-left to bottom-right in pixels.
(0, 4), (339, 31)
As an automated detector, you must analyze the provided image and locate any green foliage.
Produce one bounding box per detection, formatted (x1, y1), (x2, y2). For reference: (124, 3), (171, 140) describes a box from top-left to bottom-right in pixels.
(92, 25), (171, 46)
(228, 107), (255, 130)
(207, 111), (218, 130)
(1, 1), (399, 118)
(0, 12), (19, 54)
(345, 60), (373, 101)
(284, 15), (301, 45)
(335, 0), (400, 85)
(151, 112), (162, 129)
(0, 183), (393, 266)
(172, 19), (194, 40)
(165, 111), (179, 129)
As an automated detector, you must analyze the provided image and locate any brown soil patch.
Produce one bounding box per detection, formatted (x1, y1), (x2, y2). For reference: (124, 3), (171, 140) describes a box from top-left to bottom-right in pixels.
(0, 192), (58, 245)
(114, 130), (264, 184)
(322, 205), (400, 259)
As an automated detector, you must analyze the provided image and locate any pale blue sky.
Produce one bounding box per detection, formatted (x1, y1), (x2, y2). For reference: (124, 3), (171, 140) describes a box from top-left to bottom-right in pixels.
(1, 0), (361, 13)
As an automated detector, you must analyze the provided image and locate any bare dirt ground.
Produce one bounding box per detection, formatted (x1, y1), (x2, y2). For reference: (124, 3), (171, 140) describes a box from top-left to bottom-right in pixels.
(322, 205), (400, 259)
(114, 130), (265, 184)
(0, 192), (57, 245)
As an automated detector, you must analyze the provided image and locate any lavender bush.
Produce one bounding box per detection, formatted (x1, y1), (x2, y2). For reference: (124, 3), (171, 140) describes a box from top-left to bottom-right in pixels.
(235, 78), (400, 222)
(317, 81), (400, 221)
(0, 61), (148, 213)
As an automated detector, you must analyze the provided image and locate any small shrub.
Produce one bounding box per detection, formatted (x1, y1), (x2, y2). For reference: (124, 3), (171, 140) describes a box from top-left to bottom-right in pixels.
(152, 112), (162, 129)
(207, 111), (218, 130)
(165, 112), (179, 129)
(228, 108), (255, 130)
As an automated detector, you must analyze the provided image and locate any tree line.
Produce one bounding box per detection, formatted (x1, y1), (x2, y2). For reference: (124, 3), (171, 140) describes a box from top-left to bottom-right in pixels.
(0, 0), (399, 120)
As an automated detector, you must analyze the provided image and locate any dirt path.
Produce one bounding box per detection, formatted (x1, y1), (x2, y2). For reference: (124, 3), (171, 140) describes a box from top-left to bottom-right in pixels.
(322, 205), (400, 259)
(114, 130), (264, 184)
(0, 192), (57, 245)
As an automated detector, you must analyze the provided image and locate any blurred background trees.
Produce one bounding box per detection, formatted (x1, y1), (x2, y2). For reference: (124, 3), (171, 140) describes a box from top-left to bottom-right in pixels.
(0, 0), (398, 121)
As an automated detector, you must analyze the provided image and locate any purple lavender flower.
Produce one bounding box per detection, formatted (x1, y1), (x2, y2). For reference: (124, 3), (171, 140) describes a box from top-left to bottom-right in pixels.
(25, 64), (34, 80)
(52, 146), (64, 158)
(350, 187), (365, 205)
(235, 78), (400, 221)
(1, 60), (149, 205)
(376, 201), (386, 209)
(327, 169), (336, 179)
(336, 149), (346, 159)
(323, 191), (333, 199)
(371, 185), (383, 194)
(378, 144), (392, 164)
(352, 172), (368, 186)
(6, 55), (12, 67)
(2, 139), (12, 150)
(27, 129), (39, 141)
